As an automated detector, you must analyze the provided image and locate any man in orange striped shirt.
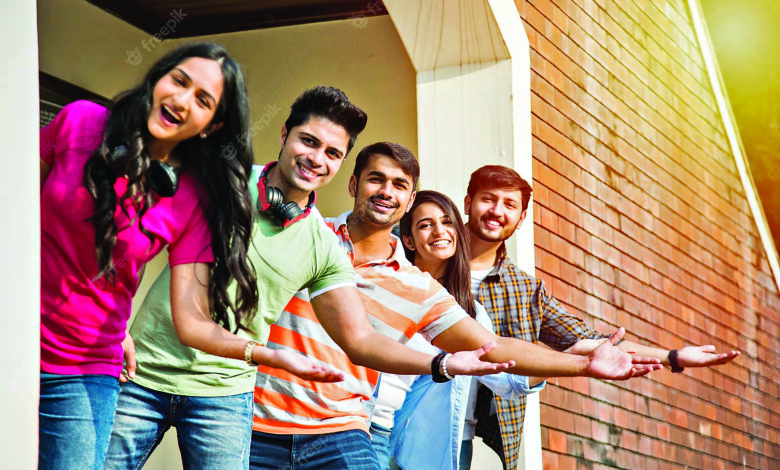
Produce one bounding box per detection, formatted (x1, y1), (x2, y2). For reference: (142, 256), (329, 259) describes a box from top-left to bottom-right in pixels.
(250, 143), (662, 470)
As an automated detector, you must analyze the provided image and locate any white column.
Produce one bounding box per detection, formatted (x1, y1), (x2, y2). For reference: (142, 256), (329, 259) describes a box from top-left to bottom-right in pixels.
(0, 1), (41, 468)
(385, 1), (540, 468)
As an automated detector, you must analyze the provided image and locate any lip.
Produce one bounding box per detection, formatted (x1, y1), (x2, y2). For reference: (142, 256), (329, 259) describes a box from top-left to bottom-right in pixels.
(159, 104), (183, 127)
(295, 160), (322, 182)
(482, 217), (503, 230)
(429, 239), (452, 247)
(369, 197), (396, 213)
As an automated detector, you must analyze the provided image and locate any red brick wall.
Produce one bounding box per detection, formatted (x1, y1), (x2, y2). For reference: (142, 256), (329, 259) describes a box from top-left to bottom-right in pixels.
(516, 0), (780, 468)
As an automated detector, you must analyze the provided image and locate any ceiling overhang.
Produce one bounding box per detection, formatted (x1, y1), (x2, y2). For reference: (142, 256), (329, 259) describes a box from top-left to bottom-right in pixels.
(87, 0), (388, 38)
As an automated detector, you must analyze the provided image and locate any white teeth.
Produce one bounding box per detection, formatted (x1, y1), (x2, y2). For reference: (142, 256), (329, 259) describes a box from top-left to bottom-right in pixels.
(431, 240), (451, 246)
(162, 105), (182, 123)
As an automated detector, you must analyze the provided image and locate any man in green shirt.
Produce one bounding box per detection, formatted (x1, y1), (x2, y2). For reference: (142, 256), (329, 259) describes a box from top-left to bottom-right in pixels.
(104, 86), (514, 470)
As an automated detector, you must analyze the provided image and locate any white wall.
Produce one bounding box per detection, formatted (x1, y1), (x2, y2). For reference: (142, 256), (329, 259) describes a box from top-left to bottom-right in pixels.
(1, 1), (41, 468)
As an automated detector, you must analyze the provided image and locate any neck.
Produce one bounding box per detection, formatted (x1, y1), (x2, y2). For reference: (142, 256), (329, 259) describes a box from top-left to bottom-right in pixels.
(147, 138), (178, 165)
(266, 165), (310, 209)
(415, 257), (447, 280)
(346, 213), (394, 265)
(469, 232), (502, 271)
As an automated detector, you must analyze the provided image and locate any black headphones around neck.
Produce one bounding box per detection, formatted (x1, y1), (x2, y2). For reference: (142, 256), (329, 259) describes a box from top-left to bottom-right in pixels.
(147, 159), (181, 197)
(256, 161), (315, 227)
(111, 146), (181, 198)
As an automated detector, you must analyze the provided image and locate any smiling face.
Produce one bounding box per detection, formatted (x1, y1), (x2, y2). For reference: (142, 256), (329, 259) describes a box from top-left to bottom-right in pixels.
(348, 154), (415, 228)
(271, 116), (349, 205)
(465, 188), (527, 243)
(147, 57), (224, 156)
(403, 202), (457, 273)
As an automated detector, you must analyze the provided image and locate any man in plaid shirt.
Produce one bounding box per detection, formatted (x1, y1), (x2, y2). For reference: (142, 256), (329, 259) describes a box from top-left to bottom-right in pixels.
(465, 165), (740, 469)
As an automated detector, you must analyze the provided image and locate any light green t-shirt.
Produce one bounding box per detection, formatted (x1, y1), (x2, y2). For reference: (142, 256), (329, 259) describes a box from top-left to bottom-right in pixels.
(128, 166), (355, 396)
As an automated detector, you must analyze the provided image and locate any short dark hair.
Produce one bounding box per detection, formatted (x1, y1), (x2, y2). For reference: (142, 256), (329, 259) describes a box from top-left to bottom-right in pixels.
(284, 86), (367, 154)
(467, 165), (533, 211)
(352, 142), (420, 188)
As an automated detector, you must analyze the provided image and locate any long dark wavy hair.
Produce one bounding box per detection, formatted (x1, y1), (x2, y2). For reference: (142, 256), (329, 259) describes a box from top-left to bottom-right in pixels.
(399, 191), (477, 319)
(83, 42), (259, 331)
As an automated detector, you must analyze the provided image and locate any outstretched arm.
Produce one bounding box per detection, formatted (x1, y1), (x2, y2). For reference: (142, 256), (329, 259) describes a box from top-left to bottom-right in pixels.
(565, 338), (740, 370)
(310, 286), (514, 376)
(169, 263), (345, 383)
(432, 317), (661, 380)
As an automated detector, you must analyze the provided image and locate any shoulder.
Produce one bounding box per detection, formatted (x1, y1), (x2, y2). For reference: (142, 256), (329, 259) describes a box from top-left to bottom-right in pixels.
(48, 100), (109, 145)
(59, 100), (110, 129)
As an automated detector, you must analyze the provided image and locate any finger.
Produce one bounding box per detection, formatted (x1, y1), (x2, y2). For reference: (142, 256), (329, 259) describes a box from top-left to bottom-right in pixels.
(474, 342), (497, 357)
(699, 345), (716, 353)
(119, 372), (129, 383)
(632, 364), (662, 378)
(125, 356), (137, 380)
(609, 327), (626, 345)
(630, 355), (660, 365)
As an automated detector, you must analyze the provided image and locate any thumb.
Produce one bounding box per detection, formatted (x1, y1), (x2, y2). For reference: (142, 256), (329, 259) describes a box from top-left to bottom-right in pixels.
(609, 327), (626, 345)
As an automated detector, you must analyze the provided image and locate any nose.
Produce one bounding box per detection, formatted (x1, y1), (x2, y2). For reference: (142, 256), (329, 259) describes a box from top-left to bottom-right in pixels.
(376, 180), (393, 198)
(308, 148), (326, 167)
(487, 201), (503, 217)
(432, 221), (446, 236)
(171, 87), (195, 110)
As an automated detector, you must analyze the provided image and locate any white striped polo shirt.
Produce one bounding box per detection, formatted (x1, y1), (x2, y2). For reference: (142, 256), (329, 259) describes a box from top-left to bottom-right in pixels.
(252, 211), (469, 435)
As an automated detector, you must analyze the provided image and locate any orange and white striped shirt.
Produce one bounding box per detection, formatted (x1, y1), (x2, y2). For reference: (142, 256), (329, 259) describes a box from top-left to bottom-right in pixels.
(252, 212), (468, 435)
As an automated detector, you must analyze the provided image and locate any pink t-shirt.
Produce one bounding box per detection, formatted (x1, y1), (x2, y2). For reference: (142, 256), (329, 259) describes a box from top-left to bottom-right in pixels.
(40, 100), (214, 377)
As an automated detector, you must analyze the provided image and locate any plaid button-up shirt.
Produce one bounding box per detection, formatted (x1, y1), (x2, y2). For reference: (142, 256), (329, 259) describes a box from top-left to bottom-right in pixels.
(474, 247), (607, 469)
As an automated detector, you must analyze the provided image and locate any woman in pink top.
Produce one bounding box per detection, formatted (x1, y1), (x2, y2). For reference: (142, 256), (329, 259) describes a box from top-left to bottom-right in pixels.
(38, 42), (325, 470)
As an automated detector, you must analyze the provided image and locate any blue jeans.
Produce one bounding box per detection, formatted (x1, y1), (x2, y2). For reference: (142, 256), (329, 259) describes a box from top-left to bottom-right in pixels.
(459, 439), (473, 470)
(249, 429), (381, 470)
(38, 373), (120, 470)
(104, 381), (254, 470)
(369, 422), (393, 469)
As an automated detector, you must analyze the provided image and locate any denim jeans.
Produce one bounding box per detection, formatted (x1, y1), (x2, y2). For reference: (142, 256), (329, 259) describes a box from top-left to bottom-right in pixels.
(459, 439), (473, 470)
(38, 373), (120, 470)
(369, 422), (393, 469)
(104, 381), (254, 470)
(249, 429), (381, 470)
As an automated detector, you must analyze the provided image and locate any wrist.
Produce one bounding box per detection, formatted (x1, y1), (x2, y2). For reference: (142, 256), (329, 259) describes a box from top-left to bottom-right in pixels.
(578, 354), (591, 377)
(667, 349), (684, 373)
(431, 352), (452, 383)
(245, 340), (262, 367)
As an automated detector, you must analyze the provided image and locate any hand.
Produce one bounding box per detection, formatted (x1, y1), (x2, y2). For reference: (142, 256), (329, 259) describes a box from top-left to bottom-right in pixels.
(121, 334), (137, 383)
(444, 342), (516, 377)
(675, 345), (740, 368)
(271, 349), (345, 383)
(586, 328), (662, 380)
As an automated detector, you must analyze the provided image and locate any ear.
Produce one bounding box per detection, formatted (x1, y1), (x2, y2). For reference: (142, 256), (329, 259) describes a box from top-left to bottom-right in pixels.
(515, 209), (528, 231)
(402, 234), (416, 251)
(203, 121), (224, 135)
(279, 124), (288, 147)
(404, 191), (417, 214)
(348, 175), (357, 198)
(464, 195), (472, 217)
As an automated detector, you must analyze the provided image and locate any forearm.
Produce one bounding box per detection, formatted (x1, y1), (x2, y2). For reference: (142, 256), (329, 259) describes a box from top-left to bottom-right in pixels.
(617, 341), (670, 365)
(433, 318), (589, 377)
(170, 263), (278, 367)
(310, 287), (434, 375)
(490, 336), (589, 377)
(339, 331), (436, 375)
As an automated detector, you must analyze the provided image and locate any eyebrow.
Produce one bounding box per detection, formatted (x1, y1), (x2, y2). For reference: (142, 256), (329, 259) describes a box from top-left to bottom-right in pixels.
(367, 170), (411, 186)
(173, 67), (217, 106)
